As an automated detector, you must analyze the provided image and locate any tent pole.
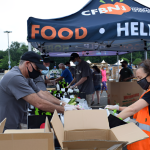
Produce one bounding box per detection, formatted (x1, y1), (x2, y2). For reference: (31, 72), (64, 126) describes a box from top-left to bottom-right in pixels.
(117, 53), (119, 82)
(28, 42), (32, 51)
(145, 50), (147, 60)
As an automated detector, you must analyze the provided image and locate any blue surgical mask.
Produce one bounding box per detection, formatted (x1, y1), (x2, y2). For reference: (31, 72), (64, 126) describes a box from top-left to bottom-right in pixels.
(104, 68), (106, 70)
(59, 69), (62, 71)
(74, 61), (79, 65)
(66, 66), (69, 69)
(41, 67), (49, 75)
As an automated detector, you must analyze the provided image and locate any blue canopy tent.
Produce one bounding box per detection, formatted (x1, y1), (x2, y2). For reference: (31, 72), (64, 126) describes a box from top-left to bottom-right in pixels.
(27, 0), (150, 58)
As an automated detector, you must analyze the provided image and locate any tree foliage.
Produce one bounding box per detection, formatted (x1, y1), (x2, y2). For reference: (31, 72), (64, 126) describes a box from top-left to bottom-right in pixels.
(133, 58), (142, 65)
(121, 57), (129, 63)
(0, 42), (28, 70)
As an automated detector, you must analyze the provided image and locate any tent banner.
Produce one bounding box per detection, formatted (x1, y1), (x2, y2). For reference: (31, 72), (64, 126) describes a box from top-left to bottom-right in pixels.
(28, 0), (150, 43)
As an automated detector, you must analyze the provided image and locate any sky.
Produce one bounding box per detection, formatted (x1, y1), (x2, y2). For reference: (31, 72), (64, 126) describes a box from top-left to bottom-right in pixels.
(0, 0), (90, 51)
(0, 0), (149, 51)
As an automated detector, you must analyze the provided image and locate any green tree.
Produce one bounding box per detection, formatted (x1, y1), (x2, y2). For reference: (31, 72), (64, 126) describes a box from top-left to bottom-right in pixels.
(133, 58), (142, 65)
(121, 57), (129, 63)
(0, 42), (28, 70)
(9, 42), (28, 64)
(0, 55), (16, 69)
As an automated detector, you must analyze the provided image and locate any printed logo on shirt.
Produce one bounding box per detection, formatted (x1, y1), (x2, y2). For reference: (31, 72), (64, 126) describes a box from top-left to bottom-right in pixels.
(76, 70), (81, 74)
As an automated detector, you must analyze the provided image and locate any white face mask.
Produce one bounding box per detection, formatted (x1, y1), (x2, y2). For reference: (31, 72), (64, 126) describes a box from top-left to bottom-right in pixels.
(41, 67), (49, 75)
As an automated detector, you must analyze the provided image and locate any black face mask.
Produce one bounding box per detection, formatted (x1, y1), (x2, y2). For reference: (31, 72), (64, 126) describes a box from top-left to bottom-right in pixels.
(27, 63), (40, 79)
(137, 75), (150, 90)
(122, 64), (125, 67)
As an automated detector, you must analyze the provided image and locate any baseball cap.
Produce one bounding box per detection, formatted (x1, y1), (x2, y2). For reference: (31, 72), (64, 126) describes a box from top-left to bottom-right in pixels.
(70, 53), (79, 61)
(21, 51), (47, 70)
(41, 55), (54, 63)
(121, 60), (128, 64)
(65, 62), (70, 65)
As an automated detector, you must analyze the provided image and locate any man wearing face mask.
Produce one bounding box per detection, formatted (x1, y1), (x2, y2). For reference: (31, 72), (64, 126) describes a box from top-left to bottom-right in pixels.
(0, 51), (78, 130)
(119, 61), (134, 82)
(52, 63), (73, 84)
(33, 56), (52, 91)
(105, 60), (150, 150)
(65, 62), (75, 78)
(68, 53), (95, 106)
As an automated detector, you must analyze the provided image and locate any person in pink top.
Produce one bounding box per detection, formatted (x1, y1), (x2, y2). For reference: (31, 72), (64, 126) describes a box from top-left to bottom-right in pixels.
(101, 66), (108, 95)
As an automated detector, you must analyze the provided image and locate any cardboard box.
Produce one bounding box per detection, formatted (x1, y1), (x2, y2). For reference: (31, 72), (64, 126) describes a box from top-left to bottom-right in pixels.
(46, 88), (56, 91)
(0, 117), (54, 150)
(51, 110), (148, 150)
(107, 81), (144, 106)
(111, 66), (122, 80)
(132, 68), (136, 77)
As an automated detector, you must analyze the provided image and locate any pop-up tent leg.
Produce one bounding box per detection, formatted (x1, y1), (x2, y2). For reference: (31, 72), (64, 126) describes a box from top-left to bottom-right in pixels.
(117, 54), (119, 81)
(145, 50), (147, 60)
(28, 42), (32, 51)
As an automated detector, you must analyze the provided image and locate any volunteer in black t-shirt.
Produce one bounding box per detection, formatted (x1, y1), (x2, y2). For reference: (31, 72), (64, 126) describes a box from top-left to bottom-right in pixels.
(119, 60), (134, 82)
(105, 59), (150, 150)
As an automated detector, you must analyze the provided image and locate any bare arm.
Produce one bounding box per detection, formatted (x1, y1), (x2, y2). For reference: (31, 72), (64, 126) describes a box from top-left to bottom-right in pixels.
(55, 76), (64, 82)
(124, 75), (134, 81)
(23, 93), (64, 113)
(119, 106), (127, 111)
(75, 77), (87, 87)
(117, 99), (149, 120)
(37, 90), (59, 104)
(69, 77), (76, 86)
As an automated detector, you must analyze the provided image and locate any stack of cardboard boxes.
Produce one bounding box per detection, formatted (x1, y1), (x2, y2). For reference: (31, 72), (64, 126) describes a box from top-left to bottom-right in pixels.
(111, 66), (122, 80)
(108, 81), (144, 106)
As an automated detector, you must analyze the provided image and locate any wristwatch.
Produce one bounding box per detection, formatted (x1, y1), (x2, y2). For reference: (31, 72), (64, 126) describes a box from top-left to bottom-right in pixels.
(60, 102), (63, 106)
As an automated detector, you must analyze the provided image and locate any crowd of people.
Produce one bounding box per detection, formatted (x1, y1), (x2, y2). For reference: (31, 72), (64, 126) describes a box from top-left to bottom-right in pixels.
(1, 51), (150, 150)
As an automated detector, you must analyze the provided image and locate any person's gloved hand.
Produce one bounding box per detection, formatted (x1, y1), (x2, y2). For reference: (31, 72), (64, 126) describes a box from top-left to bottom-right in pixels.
(105, 105), (119, 111)
(70, 85), (76, 89)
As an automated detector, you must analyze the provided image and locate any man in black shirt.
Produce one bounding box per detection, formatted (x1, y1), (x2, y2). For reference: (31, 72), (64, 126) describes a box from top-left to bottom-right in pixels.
(119, 61), (134, 82)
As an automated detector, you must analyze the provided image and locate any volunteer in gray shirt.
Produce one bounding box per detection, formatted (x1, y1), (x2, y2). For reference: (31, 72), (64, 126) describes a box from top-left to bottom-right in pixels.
(0, 51), (77, 130)
(91, 66), (102, 105)
(33, 56), (54, 91)
(68, 53), (94, 106)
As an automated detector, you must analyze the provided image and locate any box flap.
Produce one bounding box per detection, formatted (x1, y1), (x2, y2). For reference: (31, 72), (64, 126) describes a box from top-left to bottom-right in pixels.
(44, 117), (51, 133)
(4, 129), (45, 133)
(111, 123), (149, 145)
(64, 110), (109, 131)
(0, 118), (6, 133)
(51, 110), (64, 149)
(63, 140), (126, 149)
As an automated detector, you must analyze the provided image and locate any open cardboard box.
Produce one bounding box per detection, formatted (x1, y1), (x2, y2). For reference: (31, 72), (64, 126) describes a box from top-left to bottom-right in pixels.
(51, 110), (148, 150)
(0, 117), (54, 150)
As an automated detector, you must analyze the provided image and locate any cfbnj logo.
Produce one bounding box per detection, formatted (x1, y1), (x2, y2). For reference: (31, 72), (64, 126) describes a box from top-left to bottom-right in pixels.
(82, 1), (131, 16)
